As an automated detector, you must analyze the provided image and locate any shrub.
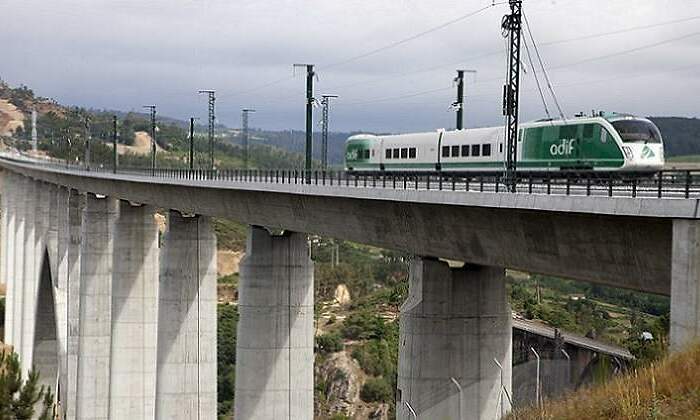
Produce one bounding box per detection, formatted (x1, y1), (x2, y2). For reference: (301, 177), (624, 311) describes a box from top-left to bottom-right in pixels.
(317, 332), (344, 354)
(360, 377), (393, 403)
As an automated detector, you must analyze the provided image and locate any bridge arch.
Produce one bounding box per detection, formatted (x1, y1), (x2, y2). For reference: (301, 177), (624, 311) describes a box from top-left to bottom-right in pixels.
(33, 249), (59, 400)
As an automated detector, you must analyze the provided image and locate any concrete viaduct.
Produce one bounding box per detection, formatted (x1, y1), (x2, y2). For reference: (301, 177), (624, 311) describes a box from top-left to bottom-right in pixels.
(0, 155), (698, 420)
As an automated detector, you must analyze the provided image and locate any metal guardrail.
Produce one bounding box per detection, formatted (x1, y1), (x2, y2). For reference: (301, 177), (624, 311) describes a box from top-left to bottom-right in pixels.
(4, 155), (700, 199)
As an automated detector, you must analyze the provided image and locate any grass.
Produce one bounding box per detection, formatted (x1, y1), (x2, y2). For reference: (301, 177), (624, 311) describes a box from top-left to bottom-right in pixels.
(508, 342), (700, 420)
(667, 155), (700, 163)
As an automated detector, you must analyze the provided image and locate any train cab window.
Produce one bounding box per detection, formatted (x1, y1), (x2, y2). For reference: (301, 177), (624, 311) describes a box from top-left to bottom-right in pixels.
(393, 148), (400, 158)
(583, 124), (594, 138)
(442, 146), (450, 157)
(409, 147), (416, 159)
(385, 149), (392, 159)
(401, 148), (408, 159)
(482, 144), (492, 156)
(451, 145), (459, 157)
(461, 145), (470, 157)
(471, 144), (481, 157)
(364, 149), (370, 159)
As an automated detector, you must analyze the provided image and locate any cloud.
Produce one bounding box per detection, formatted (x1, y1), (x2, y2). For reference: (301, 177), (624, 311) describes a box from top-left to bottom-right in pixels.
(1, 0), (698, 133)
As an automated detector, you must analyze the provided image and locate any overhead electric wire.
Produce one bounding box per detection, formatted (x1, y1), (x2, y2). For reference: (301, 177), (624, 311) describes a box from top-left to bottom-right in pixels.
(522, 35), (551, 120)
(319, 2), (505, 70)
(523, 12), (565, 120)
(324, 14), (700, 94)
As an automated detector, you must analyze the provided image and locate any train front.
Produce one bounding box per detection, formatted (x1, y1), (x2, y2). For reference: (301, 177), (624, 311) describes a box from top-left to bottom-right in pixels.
(610, 116), (665, 171)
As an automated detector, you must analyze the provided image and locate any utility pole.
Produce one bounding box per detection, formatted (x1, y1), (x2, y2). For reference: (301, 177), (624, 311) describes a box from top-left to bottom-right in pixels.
(112, 115), (118, 173)
(83, 115), (91, 170)
(502, 0), (523, 192)
(294, 64), (315, 180)
(142, 105), (157, 175)
(320, 94), (338, 170)
(453, 70), (476, 130)
(241, 108), (256, 170)
(189, 117), (197, 170)
(198, 90), (216, 170)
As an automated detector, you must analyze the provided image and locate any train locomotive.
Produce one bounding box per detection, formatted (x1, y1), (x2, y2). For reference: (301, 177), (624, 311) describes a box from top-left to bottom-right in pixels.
(344, 113), (664, 173)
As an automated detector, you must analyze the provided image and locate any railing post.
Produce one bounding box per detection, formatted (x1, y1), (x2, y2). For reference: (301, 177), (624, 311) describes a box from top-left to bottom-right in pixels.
(451, 175), (455, 191)
(566, 176), (571, 196)
(427, 175), (431, 190)
(495, 175), (500, 193)
(546, 175), (551, 195)
(382, 173), (386, 188)
(686, 170), (691, 199)
(608, 177), (613, 197)
(657, 171), (663, 198)
(632, 178), (637, 198)
(479, 176), (484, 192)
(586, 177), (591, 196)
(528, 176), (533, 194)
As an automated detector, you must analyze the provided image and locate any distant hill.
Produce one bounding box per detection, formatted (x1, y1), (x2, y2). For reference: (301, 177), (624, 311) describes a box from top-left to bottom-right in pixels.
(649, 117), (700, 157)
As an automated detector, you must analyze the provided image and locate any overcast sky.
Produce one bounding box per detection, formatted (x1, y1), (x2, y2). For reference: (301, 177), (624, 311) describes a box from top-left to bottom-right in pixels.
(1, 0), (699, 133)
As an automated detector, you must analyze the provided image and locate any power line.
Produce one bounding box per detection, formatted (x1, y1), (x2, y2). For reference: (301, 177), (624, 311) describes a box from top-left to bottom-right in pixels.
(323, 14), (700, 95)
(320, 2), (504, 70)
(523, 11), (565, 120)
(522, 36), (551, 120)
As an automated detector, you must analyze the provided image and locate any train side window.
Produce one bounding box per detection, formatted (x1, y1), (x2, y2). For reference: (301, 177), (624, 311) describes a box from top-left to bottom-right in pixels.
(461, 145), (470, 157)
(472, 144), (481, 157)
(393, 148), (400, 158)
(409, 147), (416, 159)
(385, 149), (392, 159)
(499, 143), (503, 153)
(600, 130), (608, 143)
(451, 145), (459, 157)
(482, 144), (491, 156)
(401, 148), (408, 159)
(442, 146), (450, 157)
(371, 149), (375, 157)
(364, 149), (370, 159)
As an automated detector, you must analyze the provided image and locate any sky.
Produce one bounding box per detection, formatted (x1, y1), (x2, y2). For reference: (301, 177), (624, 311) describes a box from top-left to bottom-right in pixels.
(1, 0), (699, 133)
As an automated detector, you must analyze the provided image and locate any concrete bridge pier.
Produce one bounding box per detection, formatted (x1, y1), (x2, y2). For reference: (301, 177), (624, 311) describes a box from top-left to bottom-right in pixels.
(110, 201), (159, 418)
(671, 219), (700, 351)
(397, 258), (512, 420)
(155, 211), (217, 419)
(64, 188), (83, 419)
(234, 226), (314, 420)
(76, 193), (118, 418)
(2, 174), (16, 347)
(20, 178), (38, 376)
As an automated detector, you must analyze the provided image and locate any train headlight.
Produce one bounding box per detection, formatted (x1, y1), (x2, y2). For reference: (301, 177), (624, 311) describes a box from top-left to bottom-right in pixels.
(622, 146), (634, 159)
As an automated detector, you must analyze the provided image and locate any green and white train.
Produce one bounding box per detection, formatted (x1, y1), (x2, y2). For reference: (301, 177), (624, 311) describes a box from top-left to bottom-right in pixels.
(344, 113), (664, 173)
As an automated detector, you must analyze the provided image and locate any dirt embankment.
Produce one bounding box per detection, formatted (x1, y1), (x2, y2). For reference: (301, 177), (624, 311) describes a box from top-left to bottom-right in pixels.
(116, 131), (163, 156)
(0, 99), (25, 136)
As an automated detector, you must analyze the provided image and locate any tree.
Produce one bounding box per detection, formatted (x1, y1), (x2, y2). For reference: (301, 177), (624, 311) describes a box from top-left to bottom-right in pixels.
(0, 348), (53, 418)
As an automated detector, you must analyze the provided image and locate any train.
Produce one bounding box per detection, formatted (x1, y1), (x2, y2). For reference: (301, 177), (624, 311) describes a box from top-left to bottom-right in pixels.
(344, 113), (664, 173)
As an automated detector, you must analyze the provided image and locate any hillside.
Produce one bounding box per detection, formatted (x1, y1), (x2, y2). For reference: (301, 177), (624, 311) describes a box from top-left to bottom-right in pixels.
(508, 342), (700, 420)
(650, 117), (700, 157)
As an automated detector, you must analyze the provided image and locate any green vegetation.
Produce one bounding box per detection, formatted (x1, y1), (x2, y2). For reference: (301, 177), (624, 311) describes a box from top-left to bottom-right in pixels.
(0, 349), (54, 419)
(217, 304), (238, 418)
(509, 273), (669, 365)
(212, 219), (247, 252)
(360, 377), (393, 403)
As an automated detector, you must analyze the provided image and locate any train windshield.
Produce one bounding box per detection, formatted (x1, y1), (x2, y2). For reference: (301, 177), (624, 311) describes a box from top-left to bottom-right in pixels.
(612, 120), (662, 143)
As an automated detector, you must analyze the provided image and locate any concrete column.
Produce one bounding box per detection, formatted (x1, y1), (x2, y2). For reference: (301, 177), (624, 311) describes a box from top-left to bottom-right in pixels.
(671, 219), (700, 351)
(53, 186), (70, 414)
(155, 211), (217, 419)
(65, 189), (83, 420)
(2, 174), (16, 346)
(13, 175), (27, 356)
(397, 258), (512, 420)
(20, 179), (38, 375)
(110, 201), (158, 418)
(76, 194), (117, 419)
(234, 226), (315, 420)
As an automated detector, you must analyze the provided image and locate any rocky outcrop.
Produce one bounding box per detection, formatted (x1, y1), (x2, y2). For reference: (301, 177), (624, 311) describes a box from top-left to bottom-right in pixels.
(317, 351), (364, 418)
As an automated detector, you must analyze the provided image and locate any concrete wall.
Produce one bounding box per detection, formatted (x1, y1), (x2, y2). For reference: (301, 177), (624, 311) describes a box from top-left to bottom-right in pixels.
(397, 258), (512, 420)
(671, 219), (700, 351)
(110, 201), (159, 418)
(155, 212), (217, 419)
(234, 226), (315, 420)
(76, 194), (117, 419)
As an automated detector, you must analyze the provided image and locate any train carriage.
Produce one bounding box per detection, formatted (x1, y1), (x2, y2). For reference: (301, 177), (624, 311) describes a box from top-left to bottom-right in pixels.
(345, 113), (664, 173)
